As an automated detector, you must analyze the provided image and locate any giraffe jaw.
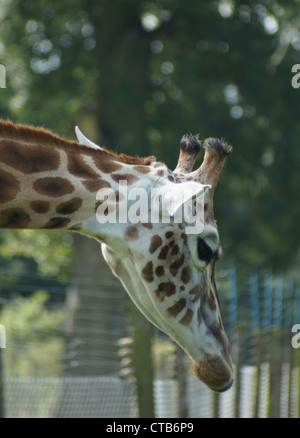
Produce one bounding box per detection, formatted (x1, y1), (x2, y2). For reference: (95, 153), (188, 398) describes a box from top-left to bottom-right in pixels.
(102, 243), (233, 392)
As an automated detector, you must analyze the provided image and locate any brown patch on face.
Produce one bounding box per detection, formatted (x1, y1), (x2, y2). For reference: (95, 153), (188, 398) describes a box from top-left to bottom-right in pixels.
(180, 308), (193, 326)
(82, 178), (111, 193)
(141, 222), (153, 229)
(111, 173), (139, 185)
(181, 266), (191, 284)
(141, 261), (154, 283)
(93, 158), (122, 174)
(0, 169), (20, 203)
(189, 285), (201, 302)
(155, 266), (164, 277)
(43, 217), (71, 229)
(165, 231), (173, 239)
(169, 254), (185, 276)
(33, 177), (74, 197)
(30, 200), (50, 214)
(133, 165), (150, 174)
(149, 235), (162, 254)
(0, 140), (60, 174)
(153, 162), (163, 168)
(67, 152), (98, 179)
(208, 290), (217, 311)
(170, 244), (179, 256)
(167, 298), (186, 318)
(155, 169), (165, 177)
(158, 245), (169, 260)
(0, 208), (30, 228)
(56, 197), (83, 215)
(124, 226), (139, 241)
(155, 282), (176, 301)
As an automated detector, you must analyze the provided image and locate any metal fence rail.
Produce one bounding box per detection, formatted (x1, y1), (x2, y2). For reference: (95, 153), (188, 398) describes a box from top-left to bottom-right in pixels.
(3, 367), (299, 418)
(0, 264), (300, 418)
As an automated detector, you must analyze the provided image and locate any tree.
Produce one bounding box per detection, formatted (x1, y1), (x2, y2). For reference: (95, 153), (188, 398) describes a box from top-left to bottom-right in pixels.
(1, 0), (300, 271)
(1, 0), (300, 417)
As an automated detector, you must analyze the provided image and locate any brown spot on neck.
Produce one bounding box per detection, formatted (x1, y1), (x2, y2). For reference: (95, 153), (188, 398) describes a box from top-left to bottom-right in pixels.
(67, 152), (99, 179)
(155, 266), (164, 277)
(0, 208), (30, 228)
(43, 217), (71, 229)
(82, 178), (111, 193)
(179, 308), (193, 326)
(124, 226), (139, 241)
(93, 158), (122, 174)
(180, 266), (191, 284)
(0, 140), (60, 174)
(169, 254), (185, 276)
(0, 169), (20, 203)
(149, 235), (163, 254)
(30, 200), (50, 214)
(141, 261), (154, 283)
(141, 222), (153, 229)
(111, 173), (139, 185)
(158, 245), (169, 260)
(133, 165), (151, 174)
(167, 298), (186, 318)
(189, 285), (201, 302)
(155, 282), (176, 301)
(33, 177), (74, 197)
(56, 197), (83, 215)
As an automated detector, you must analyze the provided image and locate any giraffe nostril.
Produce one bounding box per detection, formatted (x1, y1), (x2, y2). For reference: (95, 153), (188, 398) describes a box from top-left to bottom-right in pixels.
(192, 353), (233, 392)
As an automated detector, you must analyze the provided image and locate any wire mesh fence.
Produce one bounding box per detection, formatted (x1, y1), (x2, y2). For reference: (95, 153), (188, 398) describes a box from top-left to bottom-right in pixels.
(0, 258), (299, 418)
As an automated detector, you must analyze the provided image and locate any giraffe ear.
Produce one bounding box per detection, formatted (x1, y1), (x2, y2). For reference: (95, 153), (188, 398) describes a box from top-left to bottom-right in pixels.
(75, 126), (103, 150)
(164, 181), (211, 217)
(153, 181), (211, 220)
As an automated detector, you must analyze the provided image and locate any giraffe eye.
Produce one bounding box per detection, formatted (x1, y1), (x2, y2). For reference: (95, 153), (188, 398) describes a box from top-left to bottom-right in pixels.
(197, 238), (213, 263)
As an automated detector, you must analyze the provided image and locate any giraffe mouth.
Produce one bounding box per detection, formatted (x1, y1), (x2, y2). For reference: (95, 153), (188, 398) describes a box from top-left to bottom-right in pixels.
(192, 353), (233, 392)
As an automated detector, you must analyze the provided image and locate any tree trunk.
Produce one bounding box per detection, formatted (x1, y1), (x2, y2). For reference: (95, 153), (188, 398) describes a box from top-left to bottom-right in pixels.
(65, 234), (130, 376)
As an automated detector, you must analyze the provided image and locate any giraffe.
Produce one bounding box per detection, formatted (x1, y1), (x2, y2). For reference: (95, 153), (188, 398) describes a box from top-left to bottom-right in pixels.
(0, 119), (233, 392)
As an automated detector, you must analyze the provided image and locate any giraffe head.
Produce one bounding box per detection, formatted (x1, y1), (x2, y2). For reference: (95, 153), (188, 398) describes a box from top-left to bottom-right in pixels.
(95, 132), (233, 392)
(0, 120), (233, 392)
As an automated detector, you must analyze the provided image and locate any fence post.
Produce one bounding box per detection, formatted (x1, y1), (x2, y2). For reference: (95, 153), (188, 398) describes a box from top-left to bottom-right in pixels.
(131, 303), (155, 418)
(249, 273), (260, 418)
(269, 276), (283, 418)
(176, 345), (188, 418)
(228, 266), (240, 418)
(0, 348), (4, 418)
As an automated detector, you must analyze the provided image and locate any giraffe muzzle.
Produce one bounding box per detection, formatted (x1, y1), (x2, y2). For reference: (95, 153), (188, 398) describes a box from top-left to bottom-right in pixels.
(192, 353), (233, 392)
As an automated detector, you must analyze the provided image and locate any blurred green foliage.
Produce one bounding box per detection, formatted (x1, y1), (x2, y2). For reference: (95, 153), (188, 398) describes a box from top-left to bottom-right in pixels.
(0, 291), (65, 376)
(0, 0), (300, 273)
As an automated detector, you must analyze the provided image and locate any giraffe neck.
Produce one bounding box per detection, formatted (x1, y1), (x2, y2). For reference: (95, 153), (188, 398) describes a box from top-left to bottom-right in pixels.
(0, 139), (156, 236)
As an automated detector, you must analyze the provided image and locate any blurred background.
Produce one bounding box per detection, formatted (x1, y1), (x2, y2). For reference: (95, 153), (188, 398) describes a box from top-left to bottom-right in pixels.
(0, 0), (300, 418)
